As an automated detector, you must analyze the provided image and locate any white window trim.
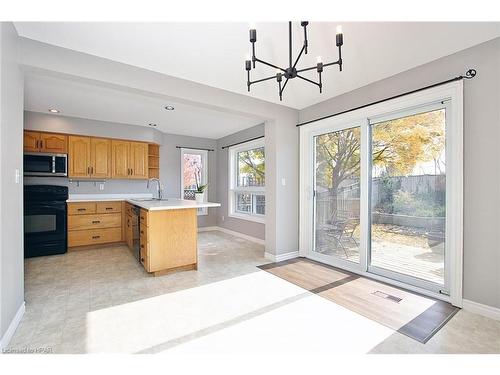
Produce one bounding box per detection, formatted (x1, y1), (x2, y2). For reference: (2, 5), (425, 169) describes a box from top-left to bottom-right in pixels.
(299, 80), (463, 307)
(180, 148), (208, 216)
(228, 138), (266, 224)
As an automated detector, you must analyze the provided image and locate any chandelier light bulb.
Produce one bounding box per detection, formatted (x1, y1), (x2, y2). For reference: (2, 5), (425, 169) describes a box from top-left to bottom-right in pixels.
(316, 56), (322, 64)
(249, 22), (256, 30)
(336, 25), (343, 34)
(245, 53), (251, 61)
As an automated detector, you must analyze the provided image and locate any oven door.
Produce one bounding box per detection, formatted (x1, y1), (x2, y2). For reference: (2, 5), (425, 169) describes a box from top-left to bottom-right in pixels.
(24, 201), (67, 257)
(24, 153), (68, 177)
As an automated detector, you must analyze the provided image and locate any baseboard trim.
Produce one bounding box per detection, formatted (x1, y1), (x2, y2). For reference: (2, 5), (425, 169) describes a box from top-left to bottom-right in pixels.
(463, 299), (500, 321)
(0, 301), (25, 351)
(265, 251), (300, 262)
(198, 226), (265, 245)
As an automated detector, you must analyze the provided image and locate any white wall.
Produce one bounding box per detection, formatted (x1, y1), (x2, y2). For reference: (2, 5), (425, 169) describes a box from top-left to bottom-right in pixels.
(0, 22), (24, 342)
(299, 37), (500, 310)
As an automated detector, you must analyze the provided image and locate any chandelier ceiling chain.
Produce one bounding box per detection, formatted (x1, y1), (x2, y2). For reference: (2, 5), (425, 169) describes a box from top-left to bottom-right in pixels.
(245, 21), (344, 101)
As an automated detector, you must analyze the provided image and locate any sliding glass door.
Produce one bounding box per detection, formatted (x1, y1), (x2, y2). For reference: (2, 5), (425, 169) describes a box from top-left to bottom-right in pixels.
(368, 104), (448, 292)
(313, 126), (362, 267)
(303, 93), (459, 299)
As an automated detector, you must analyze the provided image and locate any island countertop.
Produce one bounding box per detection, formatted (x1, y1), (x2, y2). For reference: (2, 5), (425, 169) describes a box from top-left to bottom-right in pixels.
(66, 194), (220, 211)
(127, 198), (221, 211)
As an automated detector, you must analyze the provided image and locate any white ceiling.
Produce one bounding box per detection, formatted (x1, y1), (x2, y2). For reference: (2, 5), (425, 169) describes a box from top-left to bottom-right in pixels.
(24, 73), (264, 139)
(15, 22), (500, 109)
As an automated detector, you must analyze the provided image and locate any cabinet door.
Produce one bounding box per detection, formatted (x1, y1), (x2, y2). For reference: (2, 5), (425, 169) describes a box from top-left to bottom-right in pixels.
(125, 214), (134, 250)
(111, 140), (130, 179)
(24, 131), (40, 152)
(91, 138), (111, 178)
(129, 142), (149, 179)
(68, 136), (91, 178)
(40, 133), (67, 153)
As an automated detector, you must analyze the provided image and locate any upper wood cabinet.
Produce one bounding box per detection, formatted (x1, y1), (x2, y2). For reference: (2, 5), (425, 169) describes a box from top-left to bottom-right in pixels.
(24, 131), (67, 153)
(24, 131), (40, 152)
(111, 140), (131, 179)
(90, 138), (111, 179)
(111, 140), (149, 179)
(129, 142), (149, 179)
(68, 136), (91, 178)
(29, 130), (153, 180)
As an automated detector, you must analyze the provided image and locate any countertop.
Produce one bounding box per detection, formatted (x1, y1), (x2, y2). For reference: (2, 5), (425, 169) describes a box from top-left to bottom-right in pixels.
(66, 194), (221, 211)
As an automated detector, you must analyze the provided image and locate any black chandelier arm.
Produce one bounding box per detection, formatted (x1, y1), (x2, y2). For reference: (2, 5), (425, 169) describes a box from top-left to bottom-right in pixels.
(254, 57), (286, 73)
(249, 74), (278, 86)
(293, 45), (306, 70)
(296, 74), (320, 87)
(280, 77), (290, 95)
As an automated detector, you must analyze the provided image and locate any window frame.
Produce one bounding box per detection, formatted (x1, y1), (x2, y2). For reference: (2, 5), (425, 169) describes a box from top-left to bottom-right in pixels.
(180, 148), (208, 216)
(228, 138), (265, 224)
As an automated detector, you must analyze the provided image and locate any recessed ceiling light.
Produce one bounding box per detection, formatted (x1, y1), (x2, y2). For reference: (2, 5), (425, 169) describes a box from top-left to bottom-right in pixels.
(48, 109), (60, 113)
(148, 123), (157, 127)
(164, 105), (175, 111)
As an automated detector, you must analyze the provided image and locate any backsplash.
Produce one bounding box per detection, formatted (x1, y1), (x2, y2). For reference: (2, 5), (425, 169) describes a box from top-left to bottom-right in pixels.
(23, 177), (166, 196)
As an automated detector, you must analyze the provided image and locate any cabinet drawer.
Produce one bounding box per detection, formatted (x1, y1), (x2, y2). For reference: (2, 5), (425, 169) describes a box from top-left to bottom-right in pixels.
(68, 202), (96, 215)
(140, 209), (149, 226)
(68, 227), (122, 247)
(68, 213), (122, 230)
(96, 201), (122, 214)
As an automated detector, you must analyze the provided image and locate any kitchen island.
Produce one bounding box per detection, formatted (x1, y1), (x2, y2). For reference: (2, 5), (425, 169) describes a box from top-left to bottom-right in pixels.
(128, 198), (220, 276)
(66, 195), (220, 276)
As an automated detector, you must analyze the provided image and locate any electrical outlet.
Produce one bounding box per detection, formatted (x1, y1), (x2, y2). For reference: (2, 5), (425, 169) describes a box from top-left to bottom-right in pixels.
(99, 183), (105, 191)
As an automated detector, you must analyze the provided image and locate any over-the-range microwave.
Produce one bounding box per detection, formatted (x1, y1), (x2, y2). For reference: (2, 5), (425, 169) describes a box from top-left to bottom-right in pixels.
(24, 152), (68, 177)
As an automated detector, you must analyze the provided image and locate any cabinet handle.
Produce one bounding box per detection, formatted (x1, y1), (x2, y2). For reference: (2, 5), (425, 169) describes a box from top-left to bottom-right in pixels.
(91, 166), (94, 174)
(105, 207), (113, 210)
(40, 140), (43, 149)
(36, 140), (39, 149)
(141, 257), (144, 262)
(92, 220), (100, 224)
(131, 168), (133, 175)
(92, 235), (101, 239)
(140, 244), (144, 249)
(77, 208), (86, 212)
(87, 166), (90, 175)
(140, 230), (144, 234)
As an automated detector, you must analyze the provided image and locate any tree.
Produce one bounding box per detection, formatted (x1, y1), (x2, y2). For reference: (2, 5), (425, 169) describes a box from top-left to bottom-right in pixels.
(238, 147), (265, 186)
(316, 109), (445, 210)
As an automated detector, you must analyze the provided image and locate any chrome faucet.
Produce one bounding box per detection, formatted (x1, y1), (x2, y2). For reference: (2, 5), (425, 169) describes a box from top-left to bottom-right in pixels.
(147, 178), (163, 200)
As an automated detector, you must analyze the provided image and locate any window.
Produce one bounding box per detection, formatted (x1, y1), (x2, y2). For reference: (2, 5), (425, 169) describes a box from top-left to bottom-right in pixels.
(180, 148), (208, 215)
(228, 138), (265, 223)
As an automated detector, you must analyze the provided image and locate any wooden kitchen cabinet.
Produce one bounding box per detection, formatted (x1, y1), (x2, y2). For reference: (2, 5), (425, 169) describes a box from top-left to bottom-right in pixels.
(40, 133), (68, 153)
(111, 140), (130, 179)
(90, 138), (111, 178)
(68, 136), (91, 178)
(24, 131), (41, 152)
(129, 142), (149, 179)
(112, 140), (149, 179)
(67, 201), (123, 248)
(24, 130), (67, 153)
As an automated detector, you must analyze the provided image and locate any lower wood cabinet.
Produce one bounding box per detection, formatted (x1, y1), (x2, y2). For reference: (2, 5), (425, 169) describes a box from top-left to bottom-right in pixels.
(67, 201), (122, 248)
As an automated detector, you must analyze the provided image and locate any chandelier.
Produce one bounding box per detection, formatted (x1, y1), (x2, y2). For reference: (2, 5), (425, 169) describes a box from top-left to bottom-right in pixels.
(245, 21), (344, 101)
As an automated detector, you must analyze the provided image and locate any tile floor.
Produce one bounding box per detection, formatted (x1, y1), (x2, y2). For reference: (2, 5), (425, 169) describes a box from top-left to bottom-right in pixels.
(6, 231), (500, 354)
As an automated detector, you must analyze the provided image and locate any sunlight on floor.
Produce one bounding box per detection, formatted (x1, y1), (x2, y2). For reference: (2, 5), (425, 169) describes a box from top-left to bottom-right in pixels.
(86, 270), (394, 353)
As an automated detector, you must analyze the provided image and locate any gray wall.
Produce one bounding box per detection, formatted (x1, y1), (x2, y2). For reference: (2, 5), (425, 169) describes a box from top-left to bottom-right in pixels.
(24, 111), (218, 227)
(0, 23), (24, 341)
(216, 124), (265, 239)
(300, 37), (500, 309)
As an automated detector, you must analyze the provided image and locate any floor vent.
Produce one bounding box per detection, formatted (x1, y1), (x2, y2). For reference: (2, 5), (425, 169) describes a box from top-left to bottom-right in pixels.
(372, 290), (402, 303)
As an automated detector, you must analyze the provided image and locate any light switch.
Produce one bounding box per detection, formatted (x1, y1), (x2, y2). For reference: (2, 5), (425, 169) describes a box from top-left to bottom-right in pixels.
(281, 178), (286, 186)
(15, 169), (20, 184)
